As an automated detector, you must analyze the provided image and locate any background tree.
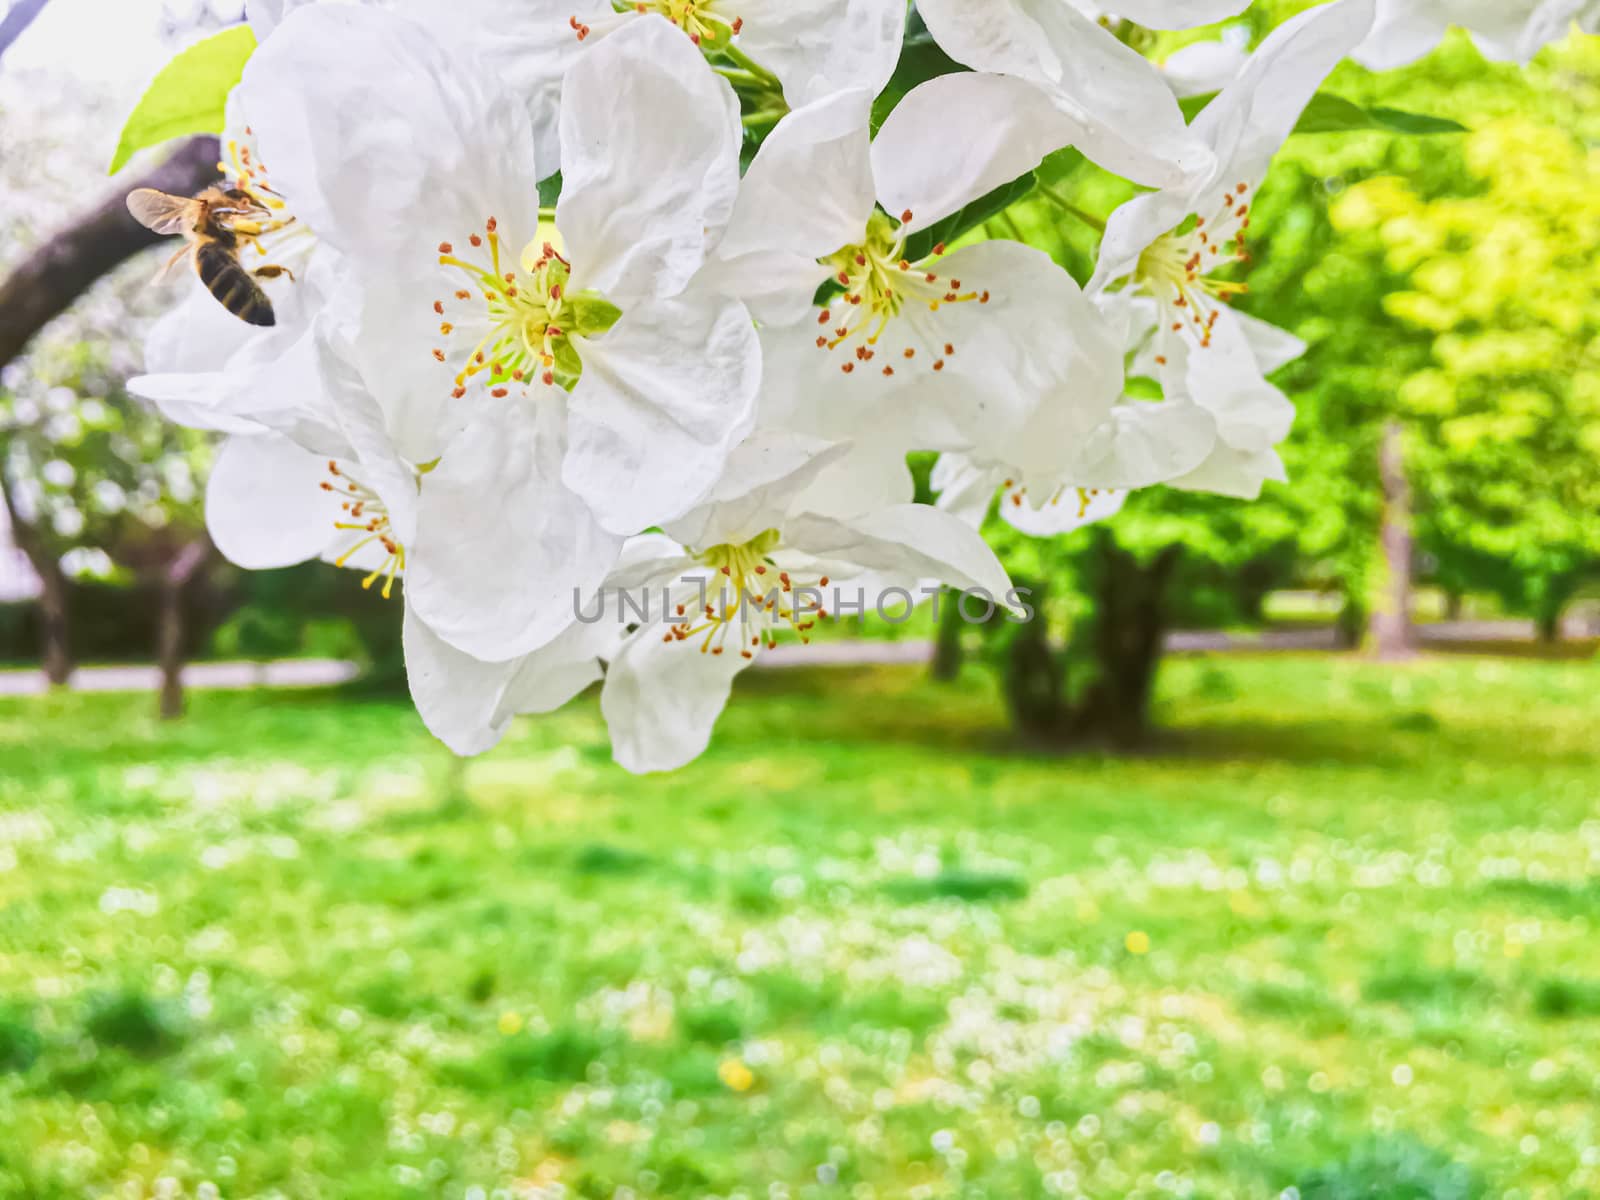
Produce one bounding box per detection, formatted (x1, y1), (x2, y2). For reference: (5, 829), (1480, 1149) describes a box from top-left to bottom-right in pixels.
(945, 20), (1600, 746)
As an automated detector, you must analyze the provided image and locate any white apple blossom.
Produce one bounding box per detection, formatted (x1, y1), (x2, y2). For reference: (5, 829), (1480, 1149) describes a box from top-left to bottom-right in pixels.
(1087, 0), (1373, 498)
(1159, 27), (1252, 97)
(589, 435), (1016, 772)
(1354, 0), (1598, 70)
(704, 84), (1140, 451)
(397, 0), (907, 175)
(231, 7), (764, 661)
(111, 0), (1479, 770)
(933, 452), (1133, 536)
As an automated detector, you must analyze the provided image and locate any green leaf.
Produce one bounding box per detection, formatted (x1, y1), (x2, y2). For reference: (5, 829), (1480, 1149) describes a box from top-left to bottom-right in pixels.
(1179, 92), (1218, 123)
(538, 172), (563, 209)
(108, 25), (258, 175)
(1292, 92), (1466, 137)
(903, 171), (1038, 264)
(1365, 105), (1469, 136)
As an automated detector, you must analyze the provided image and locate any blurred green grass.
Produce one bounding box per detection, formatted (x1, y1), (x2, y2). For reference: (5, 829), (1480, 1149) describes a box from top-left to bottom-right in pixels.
(1, 654), (1598, 1198)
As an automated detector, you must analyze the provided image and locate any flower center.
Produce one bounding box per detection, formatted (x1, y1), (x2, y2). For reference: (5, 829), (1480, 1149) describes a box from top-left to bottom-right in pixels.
(430, 217), (620, 399)
(216, 131), (303, 264)
(814, 210), (990, 378)
(1135, 181), (1253, 352)
(321, 461), (406, 599)
(570, 2), (744, 45)
(663, 529), (829, 659)
(1003, 478), (1111, 517)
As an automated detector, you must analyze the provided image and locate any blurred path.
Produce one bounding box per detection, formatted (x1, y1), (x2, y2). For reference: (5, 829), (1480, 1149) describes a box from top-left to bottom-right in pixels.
(3, 618), (1593, 692)
(0, 659), (360, 696)
(763, 618), (1599, 668)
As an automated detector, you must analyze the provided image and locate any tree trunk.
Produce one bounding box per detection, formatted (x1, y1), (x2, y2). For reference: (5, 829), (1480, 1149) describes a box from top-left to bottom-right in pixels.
(36, 556), (70, 686)
(1, 474), (70, 684)
(930, 586), (965, 682)
(1001, 584), (1065, 743)
(1070, 535), (1181, 749)
(157, 540), (209, 720)
(1335, 590), (1367, 650)
(1536, 603), (1563, 645)
(1444, 590), (1464, 622)
(1371, 420), (1416, 661)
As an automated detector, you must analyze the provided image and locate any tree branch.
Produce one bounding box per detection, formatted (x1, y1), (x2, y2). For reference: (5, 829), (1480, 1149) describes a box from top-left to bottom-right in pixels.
(166, 536), (210, 587)
(0, 0), (51, 63)
(0, 135), (221, 372)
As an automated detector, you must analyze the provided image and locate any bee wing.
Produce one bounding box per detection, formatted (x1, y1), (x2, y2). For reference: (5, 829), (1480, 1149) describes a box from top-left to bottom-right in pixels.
(126, 188), (194, 236)
(151, 241), (194, 284)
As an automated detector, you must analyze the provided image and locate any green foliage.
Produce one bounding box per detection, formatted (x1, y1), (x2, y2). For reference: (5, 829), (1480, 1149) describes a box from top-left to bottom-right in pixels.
(3, 656), (1600, 1194)
(1293, 92), (1468, 135)
(81, 990), (186, 1058)
(108, 25), (257, 174)
(903, 171), (1038, 264)
(1, 337), (210, 578)
(1296, 1137), (1485, 1199)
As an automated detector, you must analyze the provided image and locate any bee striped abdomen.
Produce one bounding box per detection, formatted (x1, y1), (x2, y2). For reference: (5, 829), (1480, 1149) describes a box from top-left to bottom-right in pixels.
(195, 241), (275, 327)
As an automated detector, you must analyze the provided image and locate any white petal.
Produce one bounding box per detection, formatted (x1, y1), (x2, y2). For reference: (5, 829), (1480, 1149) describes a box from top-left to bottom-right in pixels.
(1351, 0), (1451, 69)
(321, 341), (420, 548)
(132, 312), (353, 453)
(696, 252), (836, 328)
(1232, 311), (1307, 375)
(1193, 0), (1378, 188)
(407, 395), (623, 661)
(931, 454), (1003, 528)
(915, 0), (1210, 190)
(394, 0), (612, 175)
(605, 533), (696, 594)
(733, 0), (905, 108)
(1095, 0), (1376, 290)
(143, 282), (254, 375)
(246, 0), (311, 40)
(872, 73), (1083, 235)
(1171, 445), (1287, 500)
(601, 621), (751, 774)
(1161, 37), (1250, 97)
(789, 433), (919, 520)
(1003, 487), (1127, 536)
(916, 0), (1063, 83)
(1185, 313), (1297, 453)
(703, 88), (875, 322)
(404, 603), (607, 757)
(664, 433), (848, 549)
(558, 16), (741, 300)
(784, 505), (1015, 602)
(1067, 398), (1218, 490)
(242, 6), (541, 270)
(565, 294), (761, 535)
(908, 240), (1126, 426)
(206, 434), (341, 570)
(731, 87), (875, 246)
(1090, 189), (1197, 293)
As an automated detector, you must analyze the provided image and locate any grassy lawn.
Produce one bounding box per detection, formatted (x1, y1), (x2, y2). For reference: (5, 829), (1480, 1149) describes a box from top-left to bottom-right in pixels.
(1, 654), (1598, 1199)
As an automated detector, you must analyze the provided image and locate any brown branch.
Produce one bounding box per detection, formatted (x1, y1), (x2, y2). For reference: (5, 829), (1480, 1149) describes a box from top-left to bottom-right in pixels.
(0, 0), (51, 63)
(0, 135), (221, 371)
(166, 536), (211, 587)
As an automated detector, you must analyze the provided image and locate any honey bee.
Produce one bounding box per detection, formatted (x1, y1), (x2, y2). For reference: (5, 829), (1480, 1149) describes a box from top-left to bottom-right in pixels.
(127, 185), (294, 327)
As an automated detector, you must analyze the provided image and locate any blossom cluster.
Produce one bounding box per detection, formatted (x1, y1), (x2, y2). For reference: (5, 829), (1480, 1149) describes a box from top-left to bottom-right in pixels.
(125, 0), (1583, 771)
